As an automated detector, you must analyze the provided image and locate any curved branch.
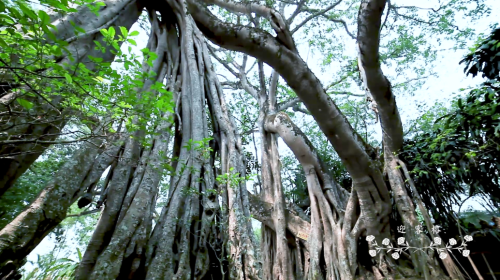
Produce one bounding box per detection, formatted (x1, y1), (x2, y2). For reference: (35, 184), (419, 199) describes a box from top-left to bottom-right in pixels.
(277, 97), (301, 111)
(203, 0), (298, 53)
(380, 0), (391, 31)
(286, 0), (307, 25)
(247, 191), (310, 242)
(357, 0), (403, 151)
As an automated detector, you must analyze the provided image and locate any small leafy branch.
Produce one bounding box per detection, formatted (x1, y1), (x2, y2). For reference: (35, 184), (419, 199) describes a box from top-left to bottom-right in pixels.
(215, 166), (256, 190)
(366, 235), (473, 260)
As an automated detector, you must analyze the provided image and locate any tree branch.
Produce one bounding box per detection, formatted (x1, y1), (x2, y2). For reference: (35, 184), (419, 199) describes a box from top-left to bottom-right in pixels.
(380, 0), (391, 31)
(207, 44), (239, 77)
(247, 190), (311, 241)
(357, 0), (403, 152)
(277, 97), (301, 111)
(203, 0), (298, 53)
(0, 135), (107, 145)
(187, 0), (393, 237)
(291, 1), (344, 35)
(208, 45), (260, 99)
(287, 0), (307, 25)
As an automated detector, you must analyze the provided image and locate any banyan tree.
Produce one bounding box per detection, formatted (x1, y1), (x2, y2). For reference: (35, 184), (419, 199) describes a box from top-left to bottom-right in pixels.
(0, 0), (496, 279)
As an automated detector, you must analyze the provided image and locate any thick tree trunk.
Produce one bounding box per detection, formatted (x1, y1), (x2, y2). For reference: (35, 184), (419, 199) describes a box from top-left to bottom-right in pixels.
(184, 1), (400, 278)
(356, 1), (463, 279)
(143, 4), (259, 278)
(204, 42), (261, 279)
(76, 2), (260, 279)
(0, 0), (143, 195)
(0, 125), (121, 278)
(75, 10), (172, 279)
(186, 0), (393, 257)
(265, 112), (385, 280)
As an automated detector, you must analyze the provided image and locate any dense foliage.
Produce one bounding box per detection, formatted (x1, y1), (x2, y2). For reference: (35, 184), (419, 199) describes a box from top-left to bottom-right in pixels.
(401, 26), (500, 236)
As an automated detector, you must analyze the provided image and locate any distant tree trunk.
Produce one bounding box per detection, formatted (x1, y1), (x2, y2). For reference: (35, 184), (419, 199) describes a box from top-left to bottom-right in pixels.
(0, 0), (142, 195)
(254, 67), (293, 280)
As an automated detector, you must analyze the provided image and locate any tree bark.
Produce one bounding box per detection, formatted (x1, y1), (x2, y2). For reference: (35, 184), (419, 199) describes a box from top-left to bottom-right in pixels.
(75, 2), (260, 279)
(186, 0), (393, 248)
(0, 125), (121, 278)
(75, 9), (172, 278)
(185, 1), (399, 278)
(356, 1), (463, 279)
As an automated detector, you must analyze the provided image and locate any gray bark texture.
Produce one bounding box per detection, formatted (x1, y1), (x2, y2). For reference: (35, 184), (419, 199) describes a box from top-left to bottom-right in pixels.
(141, 2), (259, 279)
(75, 9), (172, 279)
(183, 1), (394, 279)
(0, 126), (121, 278)
(0, 1), (473, 280)
(75, 1), (260, 279)
(182, 0), (465, 279)
(186, 0), (393, 249)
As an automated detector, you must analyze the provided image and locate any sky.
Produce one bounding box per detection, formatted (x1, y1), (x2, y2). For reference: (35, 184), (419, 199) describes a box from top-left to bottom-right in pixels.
(21, 0), (500, 274)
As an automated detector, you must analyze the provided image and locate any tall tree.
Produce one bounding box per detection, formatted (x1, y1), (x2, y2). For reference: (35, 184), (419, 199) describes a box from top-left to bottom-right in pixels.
(1, 0), (497, 279)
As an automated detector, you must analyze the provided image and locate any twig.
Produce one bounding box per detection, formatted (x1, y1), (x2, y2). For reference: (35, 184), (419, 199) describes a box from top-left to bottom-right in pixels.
(67, 208), (101, 217)
(380, 0), (391, 31)
(0, 58), (61, 114)
(291, 1), (343, 35)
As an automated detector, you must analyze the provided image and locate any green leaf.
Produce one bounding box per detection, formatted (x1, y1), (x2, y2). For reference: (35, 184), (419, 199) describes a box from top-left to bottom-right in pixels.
(129, 30), (140, 37)
(119, 26), (128, 37)
(64, 73), (73, 83)
(74, 25), (86, 34)
(76, 248), (82, 261)
(93, 76), (104, 82)
(0, 14), (14, 24)
(38, 10), (50, 25)
(127, 39), (137, 46)
(0, 37), (7, 48)
(18, 3), (37, 20)
(42, 25), (57, 40)
(17, 98), (33, 110)
(108, 26), (115, 38)
(88, 55), (103, 62)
